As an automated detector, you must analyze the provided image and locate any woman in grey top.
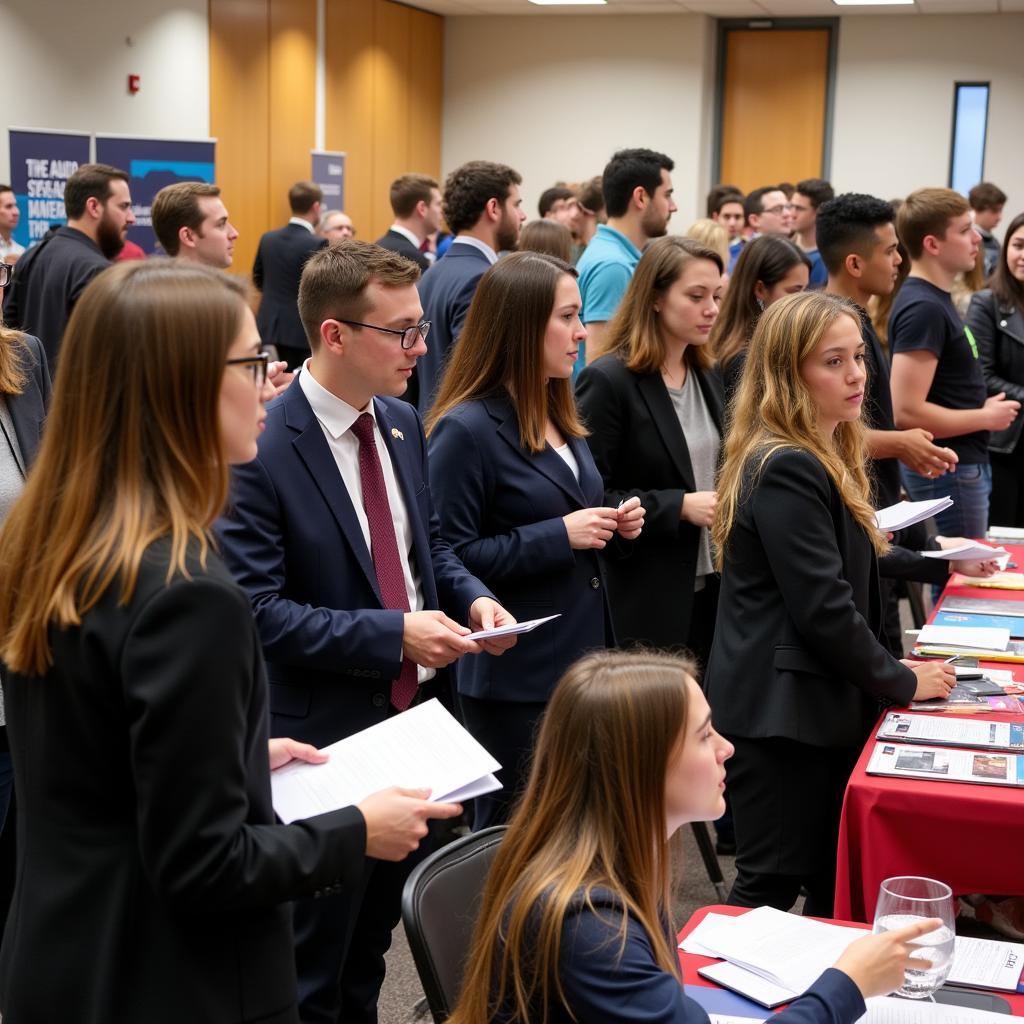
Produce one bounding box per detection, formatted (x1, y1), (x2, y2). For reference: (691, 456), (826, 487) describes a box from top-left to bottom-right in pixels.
(576, 237), (726, 669)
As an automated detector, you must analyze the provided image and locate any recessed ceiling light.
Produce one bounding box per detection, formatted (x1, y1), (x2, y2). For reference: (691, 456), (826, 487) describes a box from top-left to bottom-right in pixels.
(833, 0), (914, 5)
(528, 0), (608, 6)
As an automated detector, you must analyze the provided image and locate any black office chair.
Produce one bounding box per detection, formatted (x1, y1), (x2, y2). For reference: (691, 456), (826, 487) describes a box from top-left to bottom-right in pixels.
(401, 825), (506, 1023)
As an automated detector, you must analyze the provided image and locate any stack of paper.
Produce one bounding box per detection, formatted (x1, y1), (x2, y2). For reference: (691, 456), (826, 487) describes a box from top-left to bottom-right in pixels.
(270, 698), (501, 824)
(877, 712), (1024, 752)
(680, 908), (1024, 1006)
(875, 497), (953, 533)
(916, 625), (1011, 653)
(988, 526), (1024, 543)
(948, 572), (1024, 591)
(921, 542), (1009, 564)
(712, 1002), (1020, 1024)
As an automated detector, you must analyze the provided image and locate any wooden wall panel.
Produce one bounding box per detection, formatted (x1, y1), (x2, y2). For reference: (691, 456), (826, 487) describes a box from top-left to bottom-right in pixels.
(407, 8), (444, 184)
(210, 0), (270, 275)
(372, 2), (411, 235)
(720, 29), (829, 194)
(269, 0), (318, 229)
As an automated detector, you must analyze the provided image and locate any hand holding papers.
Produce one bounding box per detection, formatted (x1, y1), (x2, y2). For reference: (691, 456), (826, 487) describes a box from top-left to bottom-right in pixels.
(466, 613), (560, 642)
(921, 542), (1009, 564)
(875, 497), (954, 534)
(270, 699), (501, 825)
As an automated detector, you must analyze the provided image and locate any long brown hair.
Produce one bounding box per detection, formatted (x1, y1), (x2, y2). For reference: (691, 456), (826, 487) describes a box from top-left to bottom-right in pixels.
(0, 260), (246, 675)
(600, 236), (723, 373)
(0, 319), (28, 396)
(449, 649), (696, 1024)
(713, 291), (886, 569)
(991, 211), (1024, 313)
(425, 251), (586, 452)
(710, 235), (810, 370)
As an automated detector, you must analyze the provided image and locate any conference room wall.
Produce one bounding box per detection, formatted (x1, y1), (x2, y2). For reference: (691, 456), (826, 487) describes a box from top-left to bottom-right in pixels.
(830, 13), (1024, 240)
(0, 0), (209, 184)
(443, 11), (1024, 240)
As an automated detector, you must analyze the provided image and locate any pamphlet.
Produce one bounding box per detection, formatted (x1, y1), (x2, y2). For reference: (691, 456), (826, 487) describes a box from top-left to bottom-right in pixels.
(910, 693), (1024, 714)
(866, 741), (1024, 787)
(917, 624), (1011, 652)
(875, 496), (953, 534)
(988, 526), (1024, 542)
(941, 596), (1024, 620)
(949, 572), (1024, 591)
(466, 613), (560, 641)
(947, 935), (1024, 992)
(912, 641), (1024, 664)
(932, 610), (1024, 639)
(921, 542), (1009, 562)
(876, 712), (1024, 752)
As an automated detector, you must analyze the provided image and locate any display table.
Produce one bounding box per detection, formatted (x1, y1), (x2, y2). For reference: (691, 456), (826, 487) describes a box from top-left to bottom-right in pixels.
(834, 546), (1024, 922)
(677, 904), (1024, 1015)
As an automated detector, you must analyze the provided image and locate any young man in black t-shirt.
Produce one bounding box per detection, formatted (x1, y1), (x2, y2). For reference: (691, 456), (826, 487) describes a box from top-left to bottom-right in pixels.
(889, 188), (1019, 538)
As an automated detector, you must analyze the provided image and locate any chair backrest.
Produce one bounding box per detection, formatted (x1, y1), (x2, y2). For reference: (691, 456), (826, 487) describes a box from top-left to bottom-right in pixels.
(401, 825), (506, 1022)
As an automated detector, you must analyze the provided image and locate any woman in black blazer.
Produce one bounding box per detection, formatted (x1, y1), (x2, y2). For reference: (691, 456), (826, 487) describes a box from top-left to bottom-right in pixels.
(0, 261), (457, 1023)
(426, 252), (644, 828)
(576, 236), (725, 666)
(968, 211), (1024, 525)
(704, 291), (953, 917)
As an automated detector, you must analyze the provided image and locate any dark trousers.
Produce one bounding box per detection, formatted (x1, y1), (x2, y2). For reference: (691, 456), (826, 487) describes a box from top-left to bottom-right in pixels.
(459, 694), (548, 830)
(724, 734), (860, 918)
(990, 448), (1024, 529)
(686, 575), (721, 674)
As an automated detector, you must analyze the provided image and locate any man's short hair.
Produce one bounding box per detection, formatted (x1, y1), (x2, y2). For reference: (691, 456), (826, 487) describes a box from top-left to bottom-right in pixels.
(298, 239), (421, 349)
(744, 186), (779, 224)
(968, 182), (1007, 213)
(63, 164), (129, 220)
(0, 184), (11, 195)
(442, 161), (522, 236)
(288, 181), (323, 215)
(706, 183), (744, 218)
(816, 193), (895, 275)
(898, 187), (970, 261)
(538, 186), (575, 218)
(575, 176), (604, 216)
(151, 182), (222, 256)
(602, 149), (674, 219)
(390, 174), (438, 219)
(795, 178), (835, 210)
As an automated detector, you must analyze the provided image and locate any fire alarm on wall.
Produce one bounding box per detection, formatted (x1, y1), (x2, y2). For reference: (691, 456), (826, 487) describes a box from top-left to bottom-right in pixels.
(128, 74), (141, 94)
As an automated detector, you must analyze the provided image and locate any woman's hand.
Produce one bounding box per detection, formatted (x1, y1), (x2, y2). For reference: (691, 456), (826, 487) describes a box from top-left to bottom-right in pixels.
(267, 360), (294, 398)
(268, 737), (328, 771)
(357, 787), (463, 861)
(681, 491), (717, 528)
(615, 496), (645, 541)
(901, 660), (955, 701)
(563, 507), (619, 550)
(833, 918), (943, 999)
(952, 558), (1002, 578)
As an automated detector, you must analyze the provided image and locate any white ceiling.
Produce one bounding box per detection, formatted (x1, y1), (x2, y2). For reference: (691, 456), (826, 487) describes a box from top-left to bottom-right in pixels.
(415, 0), (1024, 18)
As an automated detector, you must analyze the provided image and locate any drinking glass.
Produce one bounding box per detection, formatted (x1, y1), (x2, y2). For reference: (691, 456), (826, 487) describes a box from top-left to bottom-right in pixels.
(873, 876), (956, 999)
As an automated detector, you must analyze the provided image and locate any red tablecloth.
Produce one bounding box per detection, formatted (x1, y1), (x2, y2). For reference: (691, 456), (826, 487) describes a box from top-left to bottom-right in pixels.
(677, 905), (1024, 1014)
(834, 544), (1024, 922)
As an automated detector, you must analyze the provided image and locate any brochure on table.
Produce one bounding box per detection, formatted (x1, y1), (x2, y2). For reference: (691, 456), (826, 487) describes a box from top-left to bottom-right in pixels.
(867, 742), (1024, 788)
(877, 712), (1024, 752)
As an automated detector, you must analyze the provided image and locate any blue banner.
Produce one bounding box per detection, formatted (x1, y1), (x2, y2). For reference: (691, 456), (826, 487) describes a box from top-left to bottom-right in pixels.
(311, 151), (345, 212)
(95, 136), (216, 254)
(8, 129), (91, 249)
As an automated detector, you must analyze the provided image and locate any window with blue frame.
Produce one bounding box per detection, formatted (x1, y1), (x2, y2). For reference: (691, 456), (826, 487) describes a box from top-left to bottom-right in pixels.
(949, 83), (990, 196)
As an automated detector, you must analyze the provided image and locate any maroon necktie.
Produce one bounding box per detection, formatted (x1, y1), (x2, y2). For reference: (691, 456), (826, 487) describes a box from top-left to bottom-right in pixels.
(351, 412), (419, 711)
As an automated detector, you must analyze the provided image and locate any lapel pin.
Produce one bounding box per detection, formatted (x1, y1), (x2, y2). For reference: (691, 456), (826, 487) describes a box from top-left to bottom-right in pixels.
(391, 427), (404, 441)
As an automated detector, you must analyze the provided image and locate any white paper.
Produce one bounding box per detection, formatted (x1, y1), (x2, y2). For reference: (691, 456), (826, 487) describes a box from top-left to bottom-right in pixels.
(867, 742), (1024, 787)
(947, 935), (1024, 991)
(466, 613), (560, 641)
(270, 698), (502, 824)
(918, 624), (1011, 652)
(921, 542), (1009, 562)
(700, 961), (799, 1005)
(861, 995), (1016, 1024)
(988, 526), (1024, 541)
(877, 712), (1024, 752)
(709, 1015), (770, 1024)
(679, 913), (738, 955)
(875, 497), (954, 533)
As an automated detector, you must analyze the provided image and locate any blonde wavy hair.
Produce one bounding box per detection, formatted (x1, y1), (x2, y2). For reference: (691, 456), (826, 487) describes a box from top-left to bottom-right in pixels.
(713, 290), (886, 569)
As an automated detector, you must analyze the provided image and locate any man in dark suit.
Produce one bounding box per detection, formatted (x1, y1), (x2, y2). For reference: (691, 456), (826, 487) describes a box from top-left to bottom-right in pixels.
(217, 240), (516, 1024)
(3, 163), (135, 367)
(414, 160), (525, 414)
(252, 180), (328, 369)
(374, 174), (441, 273)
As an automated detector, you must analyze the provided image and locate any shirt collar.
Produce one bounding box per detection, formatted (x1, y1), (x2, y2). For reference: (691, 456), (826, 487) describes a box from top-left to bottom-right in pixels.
(389, 223), (422, 248)
(298, 361), (377, 439)
(594, 224), (642, 259)
(289, 216), (315, 234)
(453, 234), (497, 264)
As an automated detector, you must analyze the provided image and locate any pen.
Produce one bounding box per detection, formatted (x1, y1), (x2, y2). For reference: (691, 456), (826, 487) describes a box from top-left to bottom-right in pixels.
(943, 656), (960, 665)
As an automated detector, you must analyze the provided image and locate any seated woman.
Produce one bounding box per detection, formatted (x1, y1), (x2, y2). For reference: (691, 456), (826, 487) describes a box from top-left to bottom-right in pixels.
(449, 649), (939, 1024)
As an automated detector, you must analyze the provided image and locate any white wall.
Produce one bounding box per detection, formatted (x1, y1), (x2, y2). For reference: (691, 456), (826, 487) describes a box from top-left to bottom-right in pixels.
(0, 0), (209, 183)
(831, 14), (1024, 238)
(442, 14), (716, 228)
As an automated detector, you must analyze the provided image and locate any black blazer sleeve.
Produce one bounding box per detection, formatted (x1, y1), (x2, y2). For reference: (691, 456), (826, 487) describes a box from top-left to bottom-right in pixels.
(124, 574), (366, 912)
(252, 241), (265, 291)
(749, 451), (915, 704)
(969, 290), (1024, 403)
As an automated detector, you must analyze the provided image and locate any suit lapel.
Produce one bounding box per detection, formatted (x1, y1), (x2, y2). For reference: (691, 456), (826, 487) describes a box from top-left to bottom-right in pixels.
(284, 384), (383, 603)
(636, 372), (695, 490)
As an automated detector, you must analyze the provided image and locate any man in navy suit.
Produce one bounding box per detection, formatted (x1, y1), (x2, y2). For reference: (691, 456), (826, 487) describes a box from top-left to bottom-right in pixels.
(374, 173), (442, 273)
(413, 160), (525, 414)
(217, 240), (516, 1024)
(252, 181), (329, 369)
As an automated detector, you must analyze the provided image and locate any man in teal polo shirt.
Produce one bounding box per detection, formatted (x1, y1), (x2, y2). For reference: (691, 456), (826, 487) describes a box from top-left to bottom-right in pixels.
(575, 148), (676, 372)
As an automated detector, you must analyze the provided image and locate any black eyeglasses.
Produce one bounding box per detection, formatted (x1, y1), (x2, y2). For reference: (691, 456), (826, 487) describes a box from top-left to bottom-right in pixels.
(338, 319), (431, 350)
(0, 263), (12, 289)
(226, 352), (269, 386)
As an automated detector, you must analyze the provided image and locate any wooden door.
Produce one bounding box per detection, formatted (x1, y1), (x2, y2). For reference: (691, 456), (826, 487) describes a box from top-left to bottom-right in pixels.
(719, 28), (831, 193)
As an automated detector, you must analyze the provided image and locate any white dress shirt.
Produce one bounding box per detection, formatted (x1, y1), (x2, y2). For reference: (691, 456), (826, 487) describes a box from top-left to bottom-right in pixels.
(388, 223), (422, 248)
(299, 363), (433, 681)
(452, 234), (498, 265)
(288, 216), (315, 233)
